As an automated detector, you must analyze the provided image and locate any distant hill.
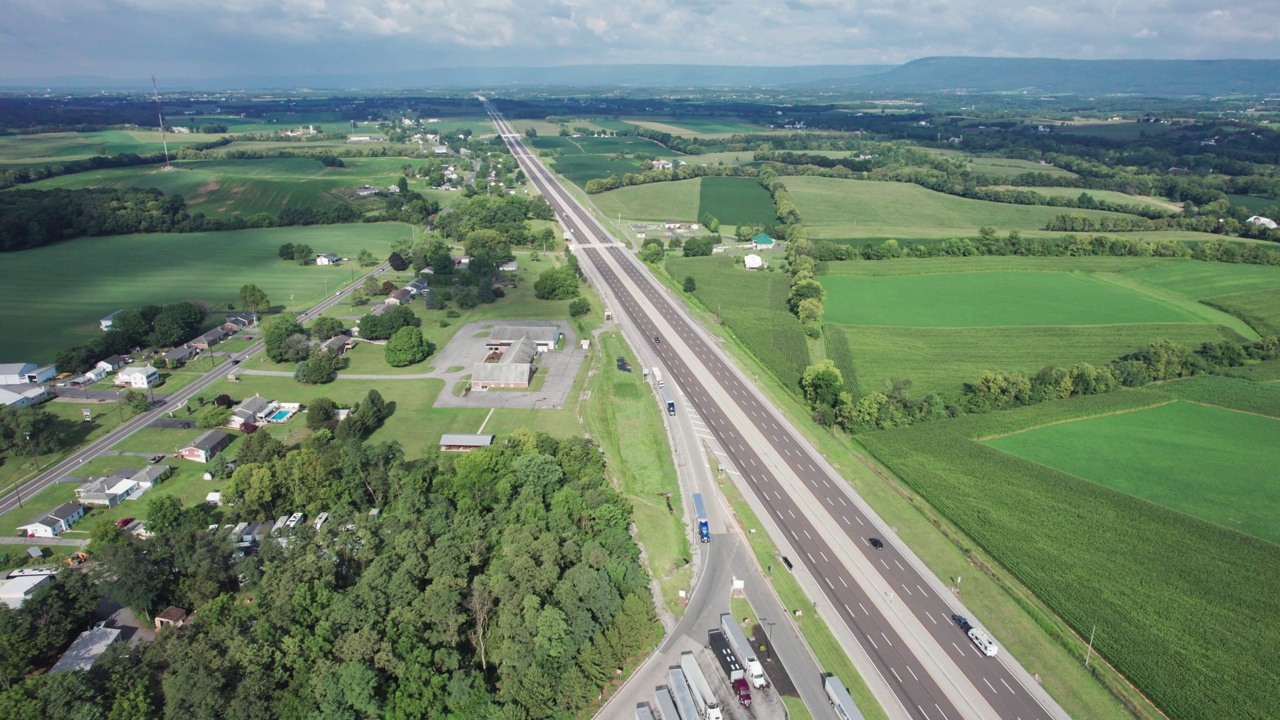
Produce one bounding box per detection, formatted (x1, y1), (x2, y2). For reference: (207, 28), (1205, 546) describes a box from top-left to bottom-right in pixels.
(843, 57), (1280, 96)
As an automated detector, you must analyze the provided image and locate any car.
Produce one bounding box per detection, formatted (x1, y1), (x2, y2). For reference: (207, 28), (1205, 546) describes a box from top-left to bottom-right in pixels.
(868, 537), (884, 549)
(733, 678), (752, 707)
(953, 614), (973, 632)
(231, 359), (241, 365)
(178, 421), (192, 429)
(149, 455), (166, 463)
(116, 517), (134, 527)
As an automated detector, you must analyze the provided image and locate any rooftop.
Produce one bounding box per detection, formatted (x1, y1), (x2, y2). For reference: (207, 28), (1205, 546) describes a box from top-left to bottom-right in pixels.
(488, 324), (561, 345)
(187, 430), (230, 452)
(440, 434), (495, 447)
(51, 627), (122, 672)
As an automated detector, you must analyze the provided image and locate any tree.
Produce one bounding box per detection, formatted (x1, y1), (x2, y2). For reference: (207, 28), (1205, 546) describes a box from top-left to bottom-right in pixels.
(682, 276), (697, 293)
(357, 249), (377, 267)
(361, 275), (381, 295)
(388, 251), (409, 271)
(397, 176), (410, 193)
(295, 350), (342, 384)
(291, 243), (314, 263)
(797, 297), (824, 325)
(236, 431), (285, 465)
(311, 317), (345, 341)
(261, 315), (304, 363)
(682, 237), (714, 256)
(306, 397), (337, 431)
(238, 284), (270, 316)
(195, 404), (232, 428)
(801, 360), (845, 411)
(639, 243), (664, 264)
(524, 127), (537, 139)
(278, 243), (295, 260)
(788, 278), (825, 314)
(384, 326), (433, 367)
(279, 333), (312, 363)
(122, 389), (151, 415)
(534, 266), (578, 300)
(205, 452), (233, 481)
(568, 297), (591, 317)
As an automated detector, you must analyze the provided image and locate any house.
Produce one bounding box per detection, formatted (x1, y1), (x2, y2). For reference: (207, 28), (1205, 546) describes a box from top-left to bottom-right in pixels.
(205, 492), (223, 506)
(51, 626), (122, 672)
(155, 606), (188, 630)
(0, 363), (38, 385)
(356, 185), (379, 196)
(0, 574), (52, 609)
(192, 327), (230, 350)
(96, 355), (127, 373)
(386, 288), (412, 306)
(651, 159), (673, 170)
(664, 221), (682, 230)
(18, 502), (85, 538)
(224, 312), (256, 330)
(229, 394), (274, 430)
(1247, 215), (1278, 230)
(319, 335), (353, 356)
(180, 430), (232, 463)
(405, 277), (428, 296)
(486, 325), (561, 352)
(316, 253), (340, 265)
(114, 365), (159, 389)
(472, 337), (536, 390)
(100, 309), (125, 331)
(75, 477), (130, 507)
(387, 185), (401, 194)
(498, 261), (519, 273)
(0, 385), (48, 408)
(744, 253), (764, 270)
(24, 365), (57, 384)
(439, 434), (496, 452)
(131, 464), (171, 488)
(751, 233), (775, 250)
(162, 345), (197, 365)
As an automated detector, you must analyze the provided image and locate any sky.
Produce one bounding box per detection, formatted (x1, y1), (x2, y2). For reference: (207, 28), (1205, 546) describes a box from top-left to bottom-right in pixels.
(2, 0), (1279, 81)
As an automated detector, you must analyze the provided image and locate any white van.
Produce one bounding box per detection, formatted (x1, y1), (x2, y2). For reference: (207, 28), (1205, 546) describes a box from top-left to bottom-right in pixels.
(968, 627), (1000, 657)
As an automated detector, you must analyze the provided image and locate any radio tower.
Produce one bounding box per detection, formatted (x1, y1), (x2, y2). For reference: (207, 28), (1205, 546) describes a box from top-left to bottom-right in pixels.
(151, 75), (172, 170)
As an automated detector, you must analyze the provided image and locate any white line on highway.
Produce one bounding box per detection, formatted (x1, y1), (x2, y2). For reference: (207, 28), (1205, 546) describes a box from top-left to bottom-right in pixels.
(787, 509), (796, 519)
(895, 559), (906, 571)
(803, 529), (812, 539)
(902, 584), (913, 596)
(984, 677), (998, 694)
(843, 603), (853, 615)
(867, 635), (878, 650)
(880, 559), (890, 569)
(858, 602), (869, 615)
(919, 585), (928, 596)
(807, 552), (815, 563)
(925, 611), (938, 624)
(891, 667), (902, 683)
(881, 632), (893, 647)
(935, 703), (950, 720)
(1001, 678), (1015, 694)
(819, 550), (829, 562)
(856, 516), (864, 525)
(918, 706), (931, 720)
(825, 577), (834, 589)
(908, 665), (919, 682)
(840, 576), (848, 587)
(952, 642), (968, 657)
(838, 496), (847, 506)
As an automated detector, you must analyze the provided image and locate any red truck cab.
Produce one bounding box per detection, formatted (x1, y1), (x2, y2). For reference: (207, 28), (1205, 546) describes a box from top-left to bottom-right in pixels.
(733, 678), (752, 707)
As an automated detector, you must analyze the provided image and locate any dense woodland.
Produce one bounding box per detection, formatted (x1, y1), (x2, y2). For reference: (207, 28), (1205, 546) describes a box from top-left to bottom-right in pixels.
(0, 431), (655, 719)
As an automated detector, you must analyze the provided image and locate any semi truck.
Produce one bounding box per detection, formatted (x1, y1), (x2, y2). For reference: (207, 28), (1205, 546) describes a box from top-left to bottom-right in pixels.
(666, 668), (701, 720)
(824, 675), (867, 720)
(660, 386), (676, 415)
(679, 651), (723, 720)
(692, 493), (710, 543)
(654, 686), (681, 720)
(635, 702), (657, 720)
(719, 614), (767, 689)
(652, 368), (664, 388)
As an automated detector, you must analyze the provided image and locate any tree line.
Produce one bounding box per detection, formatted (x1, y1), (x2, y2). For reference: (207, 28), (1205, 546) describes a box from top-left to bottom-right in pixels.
(55, 301), (208, 375)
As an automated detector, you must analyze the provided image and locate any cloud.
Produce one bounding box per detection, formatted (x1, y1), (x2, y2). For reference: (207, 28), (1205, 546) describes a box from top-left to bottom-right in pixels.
(1, 0), (1279, 80)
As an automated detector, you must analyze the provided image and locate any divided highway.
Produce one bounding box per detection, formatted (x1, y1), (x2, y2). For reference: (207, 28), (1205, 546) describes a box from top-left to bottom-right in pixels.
(483, 100), (1069, 720)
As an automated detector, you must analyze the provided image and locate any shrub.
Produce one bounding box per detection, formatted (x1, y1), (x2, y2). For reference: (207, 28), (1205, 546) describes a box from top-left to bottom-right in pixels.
(569, 297), (591, 317)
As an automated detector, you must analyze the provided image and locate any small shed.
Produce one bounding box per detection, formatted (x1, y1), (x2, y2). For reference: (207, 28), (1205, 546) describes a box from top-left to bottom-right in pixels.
(439, 434), (496, 452)
(744, 253), (764, 270)
(155, 606), (188, 630)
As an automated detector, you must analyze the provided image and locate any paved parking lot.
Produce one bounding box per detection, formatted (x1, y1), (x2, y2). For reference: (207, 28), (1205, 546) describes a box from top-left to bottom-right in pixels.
(430, 320), (586, 409)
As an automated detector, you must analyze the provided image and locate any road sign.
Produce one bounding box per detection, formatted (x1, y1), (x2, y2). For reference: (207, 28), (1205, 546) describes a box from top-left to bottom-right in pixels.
(81, 408), (92, 422)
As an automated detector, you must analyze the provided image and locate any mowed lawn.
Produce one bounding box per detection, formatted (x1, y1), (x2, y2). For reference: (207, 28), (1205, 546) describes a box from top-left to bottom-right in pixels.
(0, 223), (411, 361)
(986, 401), (1280, 544)
(786, 177), (1139, 239)
(590, 178), (703, 222)
(819, 272), (1206, 327)
(698, 177), (777, 227)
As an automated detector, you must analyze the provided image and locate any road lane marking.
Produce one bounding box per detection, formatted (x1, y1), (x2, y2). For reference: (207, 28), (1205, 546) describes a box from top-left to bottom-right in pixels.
(925, 611), (938, 624)
(907, 665), (919, 682)
(891, 667), (902, 683)
(983, 678), (997, 694)
(819, 550), (829, 562)
(895, 560), (905, 571)
(1001, 678), (1015, 694)
(902, 584), (913, 596)
(840, 577), (848, 587)
(935, 704), (950, 720)
(807, 552), (815, 563)
(825, 577), (833, 589)
(838, 496), (847, 506)
(880, 559), (889, 569)
(881, 632), (892, 647)
(919, 585), (928, 596)
(858, 602), (869, 615)
(867, 635), (878, 650)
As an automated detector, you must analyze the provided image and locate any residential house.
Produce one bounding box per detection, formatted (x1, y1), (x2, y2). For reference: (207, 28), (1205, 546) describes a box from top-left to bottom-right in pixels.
(17, 502), (85, 538)
(192, 327), (230, 350)
(387, 185), (401, 194)
(485, 325), (561, 352)
(0, 385), (48, 408)
(405, 277), (428, 296)
(162, 345), (197, 365)
(471, 337), (536, 390)
(100, 309), (125, 331)
(498, 261), (519, 273)
(439, 434), (496, 452)
(154, 606), (188, 630)
(356, 185), (379, 196)
(651, 159), (673, 171)
(0, 363), (37, 385)
(114, 365), (159, 389)
(228, 394), (274, 430)
(319, 335), (353, 356)
(224, 312), (256, 330)
(75, 477), (130, 507)
(51, 626), (122, 672)
(744, 253), (764, 270)
(751, 233), (776, 250)
(179, 430), (232, 463)
(385, 288), (412, 306)
(316, 253), (340, 265)
(0, 575), (52, 609)
(96, 355), (128, 374)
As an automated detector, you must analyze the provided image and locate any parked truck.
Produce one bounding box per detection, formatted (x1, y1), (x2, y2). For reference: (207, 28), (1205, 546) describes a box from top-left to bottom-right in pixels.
(692, 493), (710, 543)
(654, 686), (681, 720)
(666, 669), (701, 720)
(635, 702), (657, 720)
(824, 675), (867, 720)
(661, 386), (676, 416)
(679, 652), (723, 720)
(719, 614), (767, 689)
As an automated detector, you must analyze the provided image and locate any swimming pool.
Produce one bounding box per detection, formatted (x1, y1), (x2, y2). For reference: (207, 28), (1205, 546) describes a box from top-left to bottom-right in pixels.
(269, 409), (291, 422)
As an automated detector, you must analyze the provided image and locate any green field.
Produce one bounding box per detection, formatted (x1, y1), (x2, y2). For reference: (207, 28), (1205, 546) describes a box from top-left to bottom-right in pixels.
(860, 390), (1280, 720)
(667, 255), (809, 391)
(1057, 122), (1177, 139)
(0, 223), (410, 361)
(551, 155), (651, 188)
(1120, 260), (1280, 299)
(1227, 194), (1279, 213)
(0, 130), (225, 167)
(819, 272), (1208, 327)
(1155, 375), (1280, 417)
(987, 400), (1280, 543)
(697, 177), (777, 227)
(822, 255), (1169, 276)
(590, 179), (703, 222)
(786, 177), (1138, 239)
(969, 158), (1078, 178)
(625, 118), (768, 136)
(988, 185), (1178, 212)
(830, 323), (1233, 396)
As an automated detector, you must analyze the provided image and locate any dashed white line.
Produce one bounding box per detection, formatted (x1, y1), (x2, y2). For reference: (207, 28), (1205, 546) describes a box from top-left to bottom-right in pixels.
(819, 550), (829, 562)
(983, 678), (998, 694)
(907, 665), (919, 682)
(891, 667), (902, 683)
(856, 517), (864, 526)
(807, 552), (815, 563)
(881, 632), (892, 647)
(902, 584), (913, 596)
(895, 559), (905, 571)
(858, 602), (869, 615)
(880, 559), (889, 569)
(825, 577), (833, 589)
(838, 496), (847, 506)
(935, 703), (950, 720)
(925, 611), (938, 625)
(1001, 678), (1015, 694)
(840, 577), (848, 588)
(867, 635), (878, 650)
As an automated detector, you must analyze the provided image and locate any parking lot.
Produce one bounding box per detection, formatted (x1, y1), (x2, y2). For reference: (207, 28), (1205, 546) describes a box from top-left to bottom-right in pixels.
(429, 320), (587, 409)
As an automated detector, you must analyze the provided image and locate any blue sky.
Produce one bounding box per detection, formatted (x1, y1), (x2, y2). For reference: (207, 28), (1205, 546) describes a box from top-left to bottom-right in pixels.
(2, 0), (1278, 81)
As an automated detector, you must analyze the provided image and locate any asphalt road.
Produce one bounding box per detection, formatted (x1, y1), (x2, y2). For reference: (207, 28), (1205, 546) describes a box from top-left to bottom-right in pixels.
(483, 101), (1068, 720)
(0, 264), (388, 520)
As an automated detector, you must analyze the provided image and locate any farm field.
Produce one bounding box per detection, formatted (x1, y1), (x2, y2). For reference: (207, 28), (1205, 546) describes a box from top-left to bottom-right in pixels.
(1227, 193), (1279, 213)
(1202, 288), (1280, 335)
(1154, 374), (1280, 415)
(819, 271), (1211, 327)
(828, 323), (1233, 396)
(0, 130), (225, 167)
(968, 157), (1078, 178)
(623, 117), (768, 136)
(1057, 121), (1178, 139)
(1119, 258), (1280, 298)
(0, 222), (410, 361)
(785, 177), (1139, 239)
(987, 185), (1179, 211)
(531, 135), (673, 156)
(986, 399), (1280, 543)
(860, 390), (1280, 720)
(667, 254), (809, 391)
(550, 155), (650, 188)
(698, 177), (777, 227)
(589, 178), (702, 222)
(822, 255), (1169, 276)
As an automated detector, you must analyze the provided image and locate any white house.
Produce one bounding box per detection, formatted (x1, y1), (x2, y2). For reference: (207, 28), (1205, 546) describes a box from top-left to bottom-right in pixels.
(0, 362), (37, 385)
(744, 253), (764, 270)
(114, 365), (159, 389)
(18, 502), (85, 538)
(96, 355), (128, 374)
(316, 253), (339, 265)
(1246, 215), (1278, 230)
(0, 385), (47, 408)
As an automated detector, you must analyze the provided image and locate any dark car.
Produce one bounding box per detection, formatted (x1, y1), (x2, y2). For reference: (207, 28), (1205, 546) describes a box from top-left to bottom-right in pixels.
(231, 359), (242, 365)
(869, 537), (884, 549)
(116, 517), (134, 528)
(953, 614), (973, 632)
(149, 455), (166, 463)
(178, 421), (192, 429)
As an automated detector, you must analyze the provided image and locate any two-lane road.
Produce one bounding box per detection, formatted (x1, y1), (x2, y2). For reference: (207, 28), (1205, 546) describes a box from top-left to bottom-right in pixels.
(483, 100), (1069, 720)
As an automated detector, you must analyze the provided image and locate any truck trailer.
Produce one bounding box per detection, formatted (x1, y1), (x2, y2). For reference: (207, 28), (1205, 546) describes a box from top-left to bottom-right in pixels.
(679, 651), (723, 720)
(692, 493), (710, 543)
(666, 669), (701, 720)
(660, 386), (676, 415)
(719, 614), (767, 689)
(654, 686), (681, 720)
(824, 675), (867, 720)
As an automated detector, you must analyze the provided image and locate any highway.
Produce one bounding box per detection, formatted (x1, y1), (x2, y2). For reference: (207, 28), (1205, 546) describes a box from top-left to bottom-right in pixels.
(483, 99), (1069, 720)
(0, 263), (389, 519)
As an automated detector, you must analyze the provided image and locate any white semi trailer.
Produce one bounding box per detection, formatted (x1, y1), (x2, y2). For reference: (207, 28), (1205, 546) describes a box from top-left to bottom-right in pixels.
(679, 651), (723, 720)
